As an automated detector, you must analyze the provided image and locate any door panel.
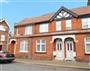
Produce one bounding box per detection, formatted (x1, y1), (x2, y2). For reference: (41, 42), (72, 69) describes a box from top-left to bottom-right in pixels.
(55, 40), (64, 60)
(66, 41), (74, 60)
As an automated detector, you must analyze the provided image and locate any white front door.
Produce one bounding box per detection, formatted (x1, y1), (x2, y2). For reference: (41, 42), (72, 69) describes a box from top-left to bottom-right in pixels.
(66, 41), (74, 60)
(55, 39), (64, 60)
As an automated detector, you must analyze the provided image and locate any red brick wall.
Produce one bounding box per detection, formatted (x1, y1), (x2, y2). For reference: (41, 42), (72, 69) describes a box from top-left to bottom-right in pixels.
(14, 18), (83, 34)
(13, 18), (90, 61)
(0, 21), (9, 51)
(14, 36), (54, 60)
(14, 26), (25, 35)
(75, 34), (90, 62)
(14, 38), (33, 59)
(32, 36), (54, 60)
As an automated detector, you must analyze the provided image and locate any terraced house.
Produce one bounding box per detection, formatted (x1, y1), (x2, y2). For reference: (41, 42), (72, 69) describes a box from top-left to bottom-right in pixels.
(0, 19), (9, 51)
(9, 1), (90, 62)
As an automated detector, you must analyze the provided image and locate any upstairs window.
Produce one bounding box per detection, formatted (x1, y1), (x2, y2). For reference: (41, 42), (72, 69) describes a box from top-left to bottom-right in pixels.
(82, 18), (90, 29)
(0, 25), (6, 31)
(1, 35), (5, 41)
(25, 26), (32, 35)
(66, 20), (72, 30)
(56, 21), (61, 31)
(85, 37), (90, 54)
(40, 24), (48, 33)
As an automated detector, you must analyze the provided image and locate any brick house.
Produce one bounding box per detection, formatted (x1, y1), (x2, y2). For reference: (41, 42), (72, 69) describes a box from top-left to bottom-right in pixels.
(0, 19), (9, 51)
(9, 2), (90, 62)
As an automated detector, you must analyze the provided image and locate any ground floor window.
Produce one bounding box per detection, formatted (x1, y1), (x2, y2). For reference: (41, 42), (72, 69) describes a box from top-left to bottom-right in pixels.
(85, 37), (90, 54)
(36, 39), (46, 52)
(20, 40), (28, 52)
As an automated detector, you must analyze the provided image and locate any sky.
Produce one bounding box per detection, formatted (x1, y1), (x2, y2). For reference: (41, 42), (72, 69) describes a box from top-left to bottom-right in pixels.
(0, 0), (88, 33)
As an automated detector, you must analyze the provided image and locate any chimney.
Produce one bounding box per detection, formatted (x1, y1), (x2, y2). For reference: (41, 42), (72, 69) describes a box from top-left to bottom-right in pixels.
(87, 0), (90, 6)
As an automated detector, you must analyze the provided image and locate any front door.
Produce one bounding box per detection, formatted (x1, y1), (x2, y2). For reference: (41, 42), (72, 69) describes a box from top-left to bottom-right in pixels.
(55, 39), (64, 60)
(0, 45), (2, 51)
(66, 41), (74, 60)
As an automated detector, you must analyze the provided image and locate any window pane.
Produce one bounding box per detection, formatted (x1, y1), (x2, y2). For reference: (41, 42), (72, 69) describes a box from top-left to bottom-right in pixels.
(70, 43), (72, 50)
(36, 39), (46, 52)
(1, 35), (5, 41)
(20, 40), (28, 52)
(86, 38), (90, 42)
(25, 26), (32, 35)
(60, 44), (62, 50)
(66, 20), (71, 30)
(42, 40), (45, 43)
(37, 45), (40, 51)
(86, 44), (90, 52)
(40, 24), (48, 33)
(82, 18), (90, 29)
(56, 21), (61, 31)
(37, 40), (40, 44)
(25, 41), (28, 51)
(0, 25), (6, 31)
(41, 45), (45, 51)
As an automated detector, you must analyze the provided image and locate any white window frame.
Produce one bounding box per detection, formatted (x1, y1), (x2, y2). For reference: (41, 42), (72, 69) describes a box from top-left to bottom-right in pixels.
(82, 18), (90, 29)
(20, 40), (28, 52)
(56, 21), (61, 31)
(40, 23), (48, 33)
(85, 37), (90, 54)
(25, 25), (32, 35)
(66, 20), (72, 30)
(36, 39), (46, 52)
(1, 35), (5, 41)
(0, 25), (6, 31)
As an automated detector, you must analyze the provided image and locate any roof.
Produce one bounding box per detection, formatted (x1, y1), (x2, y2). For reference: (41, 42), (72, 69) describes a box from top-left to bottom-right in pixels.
(15, 6), (90, 27)
(15, 13), (54, 27)
(71, 6), (90, 15)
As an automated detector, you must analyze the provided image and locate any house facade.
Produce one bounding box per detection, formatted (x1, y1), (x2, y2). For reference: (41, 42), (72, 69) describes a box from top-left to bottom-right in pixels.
(9, 4), (90, 62)
(0, 19), (9, 51)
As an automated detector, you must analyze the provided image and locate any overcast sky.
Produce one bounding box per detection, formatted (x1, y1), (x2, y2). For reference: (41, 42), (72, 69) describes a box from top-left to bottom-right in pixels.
(0, 0), (88, 33)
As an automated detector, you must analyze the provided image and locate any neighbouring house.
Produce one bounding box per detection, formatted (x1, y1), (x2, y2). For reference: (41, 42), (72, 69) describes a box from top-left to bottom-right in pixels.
(0, 19), (9, 51)
(9, 1), (90, 62)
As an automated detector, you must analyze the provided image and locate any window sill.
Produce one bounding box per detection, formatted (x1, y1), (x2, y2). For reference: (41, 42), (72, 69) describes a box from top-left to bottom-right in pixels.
(20, 51), (28, 53)
(35, 51), (46, 54)
(25, 34), (32, 35)
(39, 32), (48, 33)
(85, 52), (90, 55)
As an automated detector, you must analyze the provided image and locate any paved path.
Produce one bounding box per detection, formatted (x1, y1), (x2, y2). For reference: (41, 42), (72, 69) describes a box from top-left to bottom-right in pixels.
(0, 62), (89, 71)
(15, 58), (90, 69)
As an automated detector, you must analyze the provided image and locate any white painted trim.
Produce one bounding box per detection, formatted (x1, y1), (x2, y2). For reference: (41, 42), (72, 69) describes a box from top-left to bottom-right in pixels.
(55, 39), (64, 60)
(84, 37), (90, 54)
(36, 39), (46, 52)
(56, 21), (61, 31)
(10, 39), (16, 44)
(52, 35), (75, 42)
(19, 51), (28, 53)
(39, 23), (48, 33)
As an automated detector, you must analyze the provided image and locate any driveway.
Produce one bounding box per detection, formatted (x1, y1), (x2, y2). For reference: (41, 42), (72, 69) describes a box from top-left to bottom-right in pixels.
(0, 62), (89, 71)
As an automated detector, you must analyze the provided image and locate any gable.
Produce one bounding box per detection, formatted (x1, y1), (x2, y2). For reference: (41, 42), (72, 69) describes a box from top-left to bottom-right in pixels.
(50, 6), (78, 21)
(54, 10), (72, 20)
(0, 19), (9, 28)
